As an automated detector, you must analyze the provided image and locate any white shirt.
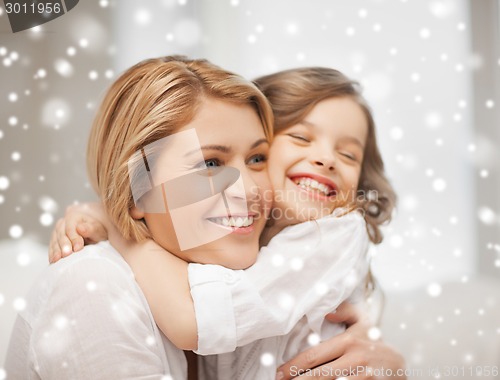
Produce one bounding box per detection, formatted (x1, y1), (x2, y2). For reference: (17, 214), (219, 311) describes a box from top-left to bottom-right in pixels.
(189, 211), (370, 380)
(4, 241), (187, 380)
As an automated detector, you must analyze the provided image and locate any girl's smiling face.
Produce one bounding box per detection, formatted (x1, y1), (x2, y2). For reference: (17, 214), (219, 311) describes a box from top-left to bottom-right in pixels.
(268, 96), (368, 225)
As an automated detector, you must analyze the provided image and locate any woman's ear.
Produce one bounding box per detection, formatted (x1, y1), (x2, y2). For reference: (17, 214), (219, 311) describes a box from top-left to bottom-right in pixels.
(130, 206), (145, 220)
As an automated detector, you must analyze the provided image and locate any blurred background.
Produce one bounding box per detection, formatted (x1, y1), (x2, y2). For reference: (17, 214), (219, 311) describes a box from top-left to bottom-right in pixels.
(0, 0), (499, 378)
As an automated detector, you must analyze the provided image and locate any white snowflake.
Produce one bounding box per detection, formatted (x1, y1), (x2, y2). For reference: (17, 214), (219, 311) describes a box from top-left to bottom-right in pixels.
(173, 19), (201, 47)
(427, 283), (442, 297)
(55, 59), (74, 77)
(260, 352), (274, 367)
(135, 9), (151, 25)
(40, 212), (54, 227)
(13, 297), (27, 311)
(9, 225), (23, 239)
(0, 176), (10, 190)
(17, 252), (31, 266)
(478, 207), (496, 225)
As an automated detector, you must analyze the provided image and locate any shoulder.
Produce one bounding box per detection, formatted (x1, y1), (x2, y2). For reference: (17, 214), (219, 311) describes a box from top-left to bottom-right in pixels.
(23, 242), (137, 320)
(48, 241), (133, 284)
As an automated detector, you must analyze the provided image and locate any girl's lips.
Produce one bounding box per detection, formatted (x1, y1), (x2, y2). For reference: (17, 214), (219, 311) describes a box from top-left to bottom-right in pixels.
(288, 173), (338, 201)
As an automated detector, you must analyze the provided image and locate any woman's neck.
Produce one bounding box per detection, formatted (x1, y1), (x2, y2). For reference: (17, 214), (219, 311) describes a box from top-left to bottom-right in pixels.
(259, 218), (288, 247)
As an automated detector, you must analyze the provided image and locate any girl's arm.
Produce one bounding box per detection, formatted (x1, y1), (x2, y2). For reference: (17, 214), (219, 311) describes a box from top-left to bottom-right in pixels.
(189, 211), (370, 354)
(50, 206), (369, 355)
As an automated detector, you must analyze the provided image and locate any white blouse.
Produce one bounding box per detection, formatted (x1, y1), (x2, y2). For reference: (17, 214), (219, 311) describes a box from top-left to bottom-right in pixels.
(189, 210), (370, 379)
(4, 242), (187, 380)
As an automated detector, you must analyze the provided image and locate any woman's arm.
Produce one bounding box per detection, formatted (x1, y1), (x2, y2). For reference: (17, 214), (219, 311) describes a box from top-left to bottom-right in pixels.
(50, 207), (369, 356)
(277, 302), (407, 380)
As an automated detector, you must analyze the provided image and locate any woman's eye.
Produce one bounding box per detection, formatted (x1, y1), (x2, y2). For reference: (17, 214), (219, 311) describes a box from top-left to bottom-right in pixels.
(205, 158), (221, 167)
(194, 158), (221, 169)
(248, 154), (267, 165)
(288, 134), (310, 143)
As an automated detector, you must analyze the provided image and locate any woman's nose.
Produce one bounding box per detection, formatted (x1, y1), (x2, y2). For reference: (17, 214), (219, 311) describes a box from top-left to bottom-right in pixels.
(224, 166), (259, 202)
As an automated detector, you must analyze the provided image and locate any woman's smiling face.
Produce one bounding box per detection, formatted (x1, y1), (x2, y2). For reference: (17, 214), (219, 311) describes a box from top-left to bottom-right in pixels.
(131, 97), (272, 269)
(267, 96), (368, 225)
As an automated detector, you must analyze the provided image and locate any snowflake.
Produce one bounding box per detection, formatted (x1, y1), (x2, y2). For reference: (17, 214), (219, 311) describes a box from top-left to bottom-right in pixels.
(427, 282), (442, 297)
(260, 352), (274, 367)
(13, 297), (27, 311)
(17, 252), (31, 266)
(0, 176), (10, 190)
(55, 59), (74, 77)
(478, 207), (496, 225)
(9, 225), (23, 239)
(432, 178), (446, 192)
(40, 212), (54, 226)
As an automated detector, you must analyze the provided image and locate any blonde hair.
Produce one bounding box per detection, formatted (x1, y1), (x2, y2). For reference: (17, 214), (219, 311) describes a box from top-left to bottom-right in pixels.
(254, 67), (396, 244)
(87, 55), (274, 241)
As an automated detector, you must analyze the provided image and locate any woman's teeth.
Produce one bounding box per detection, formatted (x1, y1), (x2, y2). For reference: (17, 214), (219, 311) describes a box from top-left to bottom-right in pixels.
(210, 216), (254, 228)
(294, 177), (334, 196)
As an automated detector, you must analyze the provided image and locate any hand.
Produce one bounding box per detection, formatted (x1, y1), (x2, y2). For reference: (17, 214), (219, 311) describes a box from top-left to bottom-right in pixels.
(49, 203), (109, 263)
(277, 302), (407, 380)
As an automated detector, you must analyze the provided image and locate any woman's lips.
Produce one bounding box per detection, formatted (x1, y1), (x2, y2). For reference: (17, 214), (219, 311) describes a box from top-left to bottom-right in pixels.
(206, 214), (256, 235)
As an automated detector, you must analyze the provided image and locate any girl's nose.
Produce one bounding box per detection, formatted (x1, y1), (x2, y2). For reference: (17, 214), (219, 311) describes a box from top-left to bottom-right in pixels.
(312, 155), (336, 171)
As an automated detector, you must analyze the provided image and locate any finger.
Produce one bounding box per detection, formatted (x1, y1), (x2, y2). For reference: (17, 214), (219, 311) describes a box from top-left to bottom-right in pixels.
(49, 228), (62, 264)
(325, 302), (361, 326)
(65, 216), (86, 252)
(278, 339), (346, 380)
(55, 220), (73, 257)
(85, 220), (108, 242)
(290, 357), (354, 380)
(76, 221), (107, 244)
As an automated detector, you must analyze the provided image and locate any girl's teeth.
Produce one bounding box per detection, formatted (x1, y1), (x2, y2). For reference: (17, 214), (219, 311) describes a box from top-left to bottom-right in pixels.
(294, 177), (332, 196)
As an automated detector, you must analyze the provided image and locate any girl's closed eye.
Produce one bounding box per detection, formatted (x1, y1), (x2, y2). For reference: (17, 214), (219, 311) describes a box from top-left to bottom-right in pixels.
(340, 152), (357, 161)
(288, 134), (310, 143)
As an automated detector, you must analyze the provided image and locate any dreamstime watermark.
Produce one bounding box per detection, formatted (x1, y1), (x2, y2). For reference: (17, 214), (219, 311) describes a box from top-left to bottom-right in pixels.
(3, 0), (79, 33)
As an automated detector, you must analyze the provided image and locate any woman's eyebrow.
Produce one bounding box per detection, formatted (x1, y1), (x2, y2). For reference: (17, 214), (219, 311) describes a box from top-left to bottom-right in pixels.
(250, 138), (269, 149)
(184, 145), (231, 157)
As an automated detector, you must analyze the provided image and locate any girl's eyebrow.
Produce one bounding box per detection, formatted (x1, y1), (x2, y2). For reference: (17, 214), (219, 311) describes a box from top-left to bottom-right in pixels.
(339, 136), (365, 149)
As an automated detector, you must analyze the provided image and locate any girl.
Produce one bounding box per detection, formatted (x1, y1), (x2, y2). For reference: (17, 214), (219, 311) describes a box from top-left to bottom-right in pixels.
(49, 63), (401, 379)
